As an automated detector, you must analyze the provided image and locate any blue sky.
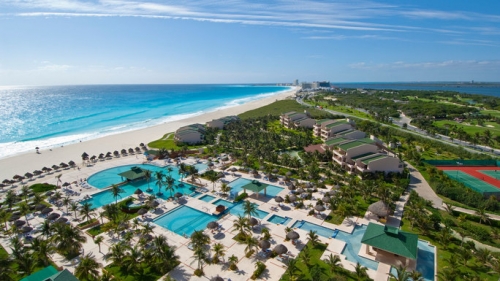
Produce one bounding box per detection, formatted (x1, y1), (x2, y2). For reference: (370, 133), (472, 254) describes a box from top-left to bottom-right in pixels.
(0, 0), (499, 85)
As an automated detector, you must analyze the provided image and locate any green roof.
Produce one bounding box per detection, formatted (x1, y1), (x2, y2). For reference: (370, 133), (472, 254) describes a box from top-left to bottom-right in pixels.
(118, 166), (150, 180)
(338, 140), (366, 150)
(176, 129), (202, 136)
(361, 155), (389, 164)
(48, 269), (80, 281)
(241, 180), (269, 193)
(336, 129), (355, 135)
(325, 120), (349, 128)
(316, 119), (334, 124)
(324, 137), (349, 146)
(21, 266), (58, 281)
(351, 152), (376, 161)
(361, 223), (418, 260)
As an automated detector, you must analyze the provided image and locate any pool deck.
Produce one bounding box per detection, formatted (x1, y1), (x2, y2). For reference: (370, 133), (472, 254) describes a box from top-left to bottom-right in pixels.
(0, 153), (432, 281)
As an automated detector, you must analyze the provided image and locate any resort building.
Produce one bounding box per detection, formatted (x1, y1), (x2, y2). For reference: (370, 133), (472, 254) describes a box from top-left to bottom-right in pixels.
(206, 115), (240, 129)
(280, 111), (315, 129)
(174, 123), (206, 144)
(315, 118), (356, 141)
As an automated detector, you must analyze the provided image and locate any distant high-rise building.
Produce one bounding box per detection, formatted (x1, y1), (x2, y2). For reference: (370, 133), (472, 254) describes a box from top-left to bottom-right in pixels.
(294, 79), (299, 86)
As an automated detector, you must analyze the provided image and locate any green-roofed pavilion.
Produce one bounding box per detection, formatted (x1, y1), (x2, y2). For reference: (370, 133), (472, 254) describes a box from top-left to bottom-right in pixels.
(361, 223), (418, 266)
(242, 180), (269, 198)
(20, 266), (59, 281)
(118, 166), (150, 181)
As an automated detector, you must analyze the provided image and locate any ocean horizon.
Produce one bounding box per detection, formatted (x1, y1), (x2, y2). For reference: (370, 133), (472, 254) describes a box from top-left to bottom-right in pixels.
(0, 84), (292, 159)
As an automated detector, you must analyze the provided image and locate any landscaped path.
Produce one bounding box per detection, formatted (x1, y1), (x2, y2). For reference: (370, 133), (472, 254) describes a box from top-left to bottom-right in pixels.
(405, 162), (443, 208)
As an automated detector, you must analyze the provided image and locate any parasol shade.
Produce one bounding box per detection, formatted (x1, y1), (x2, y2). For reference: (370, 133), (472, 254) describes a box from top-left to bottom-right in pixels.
(47, 213), (60, 220)
(274, 196), (284, 203)
(258, 239), (271, 250)
(273, 244), (288, 255)
(137, 208), (148, 215)
(287, 231), (300, 240)
(41, 208), (53, 215)
(368, 200), (391, 217)
(315, 205), (326, 212)
(206, 221), (219, 229)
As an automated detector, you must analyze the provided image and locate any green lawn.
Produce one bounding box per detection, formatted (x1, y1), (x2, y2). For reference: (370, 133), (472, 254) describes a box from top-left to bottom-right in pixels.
(481, 110), (500, 118)
(148, 133), (206, 150)
(433, 120), (500, 136)
(105, 264), (165, 281)
(238, 99), (326, 119)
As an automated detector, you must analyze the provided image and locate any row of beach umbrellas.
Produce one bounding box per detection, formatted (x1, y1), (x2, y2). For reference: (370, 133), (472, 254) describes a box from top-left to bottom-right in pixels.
(81, 143), (147, 161)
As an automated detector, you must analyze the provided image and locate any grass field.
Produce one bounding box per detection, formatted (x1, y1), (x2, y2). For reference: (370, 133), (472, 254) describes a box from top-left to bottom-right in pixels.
(433, 120), (500, 136)
(148, 133), (205, 150)
(238, 99), (326, 119)
(481, 110), (500, 118)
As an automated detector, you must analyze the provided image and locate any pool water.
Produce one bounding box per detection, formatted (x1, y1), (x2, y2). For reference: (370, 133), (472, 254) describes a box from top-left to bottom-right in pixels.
(412, 240), (435, 281)
(267, 214), (291, 225)
(292, 222), (379, 270)
(87, 163), (207, 189)
(212, 199), (269, 219)
(228, 178), (284, 197)
(199, 194), (216, 203)
(153, 205), (216, 237)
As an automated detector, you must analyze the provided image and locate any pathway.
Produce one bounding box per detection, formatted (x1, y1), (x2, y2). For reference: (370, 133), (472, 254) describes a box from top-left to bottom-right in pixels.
(405, 162), (443, 209)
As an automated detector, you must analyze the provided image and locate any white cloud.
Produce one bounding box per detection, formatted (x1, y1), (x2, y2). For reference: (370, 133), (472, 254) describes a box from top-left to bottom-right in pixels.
(349, 60), (500, 70)
(36, 64), (72, 71)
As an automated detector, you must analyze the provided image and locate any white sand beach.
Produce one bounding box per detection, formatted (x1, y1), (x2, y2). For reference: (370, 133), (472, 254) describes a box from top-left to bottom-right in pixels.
(0, 89), (296, 180)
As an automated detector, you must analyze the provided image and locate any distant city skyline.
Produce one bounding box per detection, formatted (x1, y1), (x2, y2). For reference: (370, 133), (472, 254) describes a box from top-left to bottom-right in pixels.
(0, 0), (499, 86)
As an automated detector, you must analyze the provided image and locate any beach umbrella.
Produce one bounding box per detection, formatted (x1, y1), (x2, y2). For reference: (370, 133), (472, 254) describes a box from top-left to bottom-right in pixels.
(3, 179), (11, 184)
(9, 214), (21, 221)
(315, 205), (326, 212)
(128, 148), (134, 154)
(13, 175), (23, 181)
(134, 189), (143, 195)
(296, 188), (304, 194)
(24, 172), (34, 180)
(272, 168), (279, 173)
(60, 162), (68, 168)
(208, 162), (214, 167)
(33, 170), (43, 176)
(249, 217), (259, 226)
(149, 201), (160, 208)
(206, 221), (219, 229)
(52, 165), (60, 171)
(135, 147), (141, 153)
(322, 196), (331, 203)
(68, 161), (76, 167)
(258, 240), (271, 250)
(175, 192), (183, 198)
(121, 149), (127, 155)
(62, 182), (71, 187)
(47, 213), (60, 220)
(368, 201), (391, 217)
(137, 208), (148, 215)
(212, 277), (223, 281)
(0, 183), (4, 188)
(113, 151), (119, 156)
(55, 217), (68, 224)
(45, 191), (54, 196)
(286, 171), (292, 176)
(22, 226), (33, 233)
(242, 162), (247, 167)
(140, 143), (145, 147)
(41, 208), (53, 215)
(98, 153), (105, 160)
(286, 231), (300, 240)
(288, 195), (297, 202)
(41, 167), (49, 173)
(273, 244), (288, 255)
(217, 172), (225, 178)
(231, 167), (237, 172)
(328, 190), (337, 196)
(274, 196), (284, 203)
(81, 152), (89, 160)
(35, 204), (46, 211)
(259, 165), (265, 171)
(287, 185), (296, 191)
(142, 234), (153, 241)
(105, 152), (113, 158)
(14, 220), (26, 227)
(90, 155), (97, 161)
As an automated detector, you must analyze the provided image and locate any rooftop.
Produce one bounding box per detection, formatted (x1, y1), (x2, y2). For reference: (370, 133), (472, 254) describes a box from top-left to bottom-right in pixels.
(324, 137), (349, 146)
(361, 155), (390, 164)
(325, 120), (349, 129)
(338, 140), (373, 151)
(361, 222), (418, 260)
(118, 166), (150, 180)
(351, 152), (377, 161)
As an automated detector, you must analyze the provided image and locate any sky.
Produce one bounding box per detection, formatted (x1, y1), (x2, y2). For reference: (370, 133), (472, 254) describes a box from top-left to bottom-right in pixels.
(0, 0), (499, 85)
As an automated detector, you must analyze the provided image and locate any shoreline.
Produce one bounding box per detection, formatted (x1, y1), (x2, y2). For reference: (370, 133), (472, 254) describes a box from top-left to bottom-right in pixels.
(0, 88), (297, 180)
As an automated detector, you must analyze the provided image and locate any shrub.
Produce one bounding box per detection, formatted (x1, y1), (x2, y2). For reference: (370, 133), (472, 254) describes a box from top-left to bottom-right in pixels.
(235, 192), (248, 202)
(251, 261), (266, 280)
(194, 268), (203, 277)
(30, 183), (57, 193)
(245, 249), (255, 258)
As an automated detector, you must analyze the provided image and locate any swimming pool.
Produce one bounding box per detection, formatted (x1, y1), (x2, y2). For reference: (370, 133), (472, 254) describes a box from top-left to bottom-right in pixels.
(87, 163), (207, 189)
(199, 194), (216, 203)
(413, 240), (435, 281)
(291, 221), (379, 270)
(267, 214), (291, 225)
(153, 205), (216, 237)
(228, 178), (284, 197)
(335, 225), (379, 271)
(212, 199), (269, 219)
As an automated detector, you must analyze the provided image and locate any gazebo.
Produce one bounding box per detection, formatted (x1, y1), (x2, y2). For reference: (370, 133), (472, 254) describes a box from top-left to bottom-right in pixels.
(241, 180), (269, 198)
(118, 166), (150, 181)
(361, 223), (418, 267)
(368, 200), (391, 220)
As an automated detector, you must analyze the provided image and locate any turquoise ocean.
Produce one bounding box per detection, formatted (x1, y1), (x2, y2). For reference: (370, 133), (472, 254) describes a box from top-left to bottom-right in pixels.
(0, 84), (291, 159)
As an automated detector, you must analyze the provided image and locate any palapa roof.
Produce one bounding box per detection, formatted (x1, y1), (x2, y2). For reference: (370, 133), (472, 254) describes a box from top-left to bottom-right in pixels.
(241, 180), (268, 193)
(368, 200), (390, 217)
(361, 223), (418, 260)
(118, 166), (149, 180)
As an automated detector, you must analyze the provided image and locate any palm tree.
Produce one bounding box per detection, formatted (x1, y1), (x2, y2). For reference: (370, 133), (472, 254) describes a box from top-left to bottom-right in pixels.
(207, 172), (219, 191)
(62, 196), (72, 215)
(164, 175), (175, 198)
(306, 230), (319, 246)
(51, 223), (87, 257)
(144, 169), (152, 192)
(69, 201), (80, 220)
(0, 255), (14, 281)
(192, 246), (207, 276)
(155, 171), (165, 196)
(353, 262), (368, 280)
(41, 219), (52, 238)
(17, 251), (36, 276)
(55, 174), (62, 189)
(228, 254), (239, 270)
(389, 265), (410, 281)
(111, 184), (124, 204)
(476, 248), (492, 264)
(107, 242), (127, 266)
(0, 210), (11, 231)
(102, 203), (120, 223)
(94, 236), (104, 253)
(212, 242), (226, 263)
(409, 270), (424, 281)
(31, 237), (53, 267)
(152, 235), (179, 273)
(75, 253), (101, 281)
(323, 253), (343, 272)
(301, 248), (312, 265)
(21, 185), (30, 202)
(18, 202), (31, 227)
(475, 207), (491, 225)
(220, 183), (231, 196)
(178, 163), (188, 181)
(242, 200), (258, 220)
(243, 236), (258, 257)
(123, 245), (142, 274)
(79, 202), (95, 223)
(286, 258), (299, 280)
(190, 230), (210, 250)
(232, 215), (250, 238)
(443, 202), (455, 216)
